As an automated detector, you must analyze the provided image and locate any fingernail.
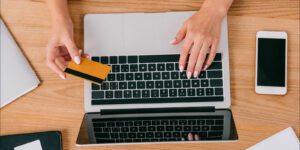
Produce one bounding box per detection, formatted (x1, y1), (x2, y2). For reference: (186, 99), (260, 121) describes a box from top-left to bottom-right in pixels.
(74, 56), (81, 64)
(194, 134), (200, 141)
(59, 74), (66, 80)
(204, 65), (209, 70)
(193, 71), (198, 78)
(179, 65), (184, 72)
(181, 137), (185, 141)
(187, 72), (192, 79)
(188, 133), (193, 141)
(169, 38), (176, 44)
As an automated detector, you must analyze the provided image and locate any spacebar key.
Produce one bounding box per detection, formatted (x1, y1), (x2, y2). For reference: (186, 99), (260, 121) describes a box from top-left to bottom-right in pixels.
(139, 54), (180, 63)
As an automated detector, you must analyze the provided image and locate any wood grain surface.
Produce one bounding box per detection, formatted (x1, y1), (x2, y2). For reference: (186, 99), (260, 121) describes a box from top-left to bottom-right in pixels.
(1, 0), (299, 150)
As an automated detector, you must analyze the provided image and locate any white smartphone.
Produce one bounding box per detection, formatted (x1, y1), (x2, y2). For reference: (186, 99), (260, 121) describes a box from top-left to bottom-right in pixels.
(255, 31), (287, 95)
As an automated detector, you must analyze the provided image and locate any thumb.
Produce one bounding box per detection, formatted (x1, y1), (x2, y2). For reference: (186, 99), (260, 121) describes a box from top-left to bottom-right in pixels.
(65, 40), (81, 64)
(170, 22), (187, 45)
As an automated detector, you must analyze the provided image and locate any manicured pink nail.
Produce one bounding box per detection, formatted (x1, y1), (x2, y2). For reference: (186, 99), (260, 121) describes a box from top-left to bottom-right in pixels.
(187, 72), (192, 79)
(73, 56), (81, 64)
(169, 38), (176, 44)
(193, 71), (199, 78)
(59, 74), (66, 80)
(179, 65), (184, 72)
(204, 65), (209, 70)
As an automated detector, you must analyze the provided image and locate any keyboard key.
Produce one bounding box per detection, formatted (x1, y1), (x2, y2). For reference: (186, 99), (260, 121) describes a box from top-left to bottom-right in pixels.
(139, 64), (147, 71)
(117, 73), (125, 81)
(130, 127), (138, 132)
(202, 126), (209, 131)
(146, 132), (154, 138)
(128, 133), (137, 138)
(128, 56), (138, 63)
(101, 82), (109, 90)
(107, 74), (115, 81)
(164, 132), (171, 137)
(124, 90), (132, 98)
(110, 82), (118, 90)
(119, 82), (127, 89)
(187, 89), (195, 96)
(182, 80), (191, 87)
(178, 89), (186, 96)
(209, 62), (222, 69)
(171, 72), (179, 79)
(162, 72), (170, 79)
(121, 65), (129, 72)
(166, 126), (174, 131)
(215, 88), (223, 95)
(112, 65), (120, 72)
(130, 64), (138, 72)
(180, 72), (187, 79)
(175, 126), (182, 131)
(206, 88), (214, 95)
(126, 73), (134, 80)
(215, 120), (224, 125)
(166, 63), (175, 71)
(128, 82), (136, 89)
(101, 56), (108, 64)
(198, 71), (206, 78)
(137, 133), (146, 138)
(160, 89), (168, 97)
(155, 81), (163, 88)
(201, 80), (209, 87)
(139, 54), (179, 63)
(144, 73), (152, 80)
(132, 90), (141, 98)
(193, 126), (201, 131)
(137, 81), (145, 89)
(179, 120), (187, 125)
(191, 80), (200, 87)
(173, 80), (182, 88)
(92, 91), (104, 99)
(91, 56), (99, 62)
(157, 64), (165, 71)
(110, 56), (118, 64)
(207, 71), (222, 78)
(92, 83), (100, 90)
(151, 90), (159, 97)
(196, 88), (205, 96)
(157, 126), (165, 131)
(164, 81), (173, 88)
(153, 72), (161, 80)
(206, 120), (214, 125)
(105, 91), (113, 98)
(169, 89), (177, 97)
(142, 90), (150, 97)
(115, 91), (122, 98)
(135, 73), (143, 80)
(155, 132), (163, 138)
(121, 127), (129, 132)
(119, 56), (126, 64)
(214, 53), (222, 61)
(148, 64), (156, 71)
(146, 81), (155, 88)
(210, 79), (223, 87)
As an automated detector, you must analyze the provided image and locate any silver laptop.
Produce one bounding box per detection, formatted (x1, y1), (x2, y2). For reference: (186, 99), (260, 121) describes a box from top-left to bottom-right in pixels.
(77, 11), (238, 146)
(0, 19), (40, 108)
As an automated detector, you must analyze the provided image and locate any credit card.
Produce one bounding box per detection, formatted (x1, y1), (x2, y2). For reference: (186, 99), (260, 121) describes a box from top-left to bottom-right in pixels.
(64, 58), (111, 84)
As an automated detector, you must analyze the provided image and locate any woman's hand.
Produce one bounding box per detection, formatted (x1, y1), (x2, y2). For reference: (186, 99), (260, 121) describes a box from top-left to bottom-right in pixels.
(46, 19), (82, 79)
(170, 0), (233, 79)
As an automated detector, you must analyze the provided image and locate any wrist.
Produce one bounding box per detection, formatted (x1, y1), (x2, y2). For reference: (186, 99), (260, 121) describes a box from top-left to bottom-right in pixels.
(201, 0), (232, 17)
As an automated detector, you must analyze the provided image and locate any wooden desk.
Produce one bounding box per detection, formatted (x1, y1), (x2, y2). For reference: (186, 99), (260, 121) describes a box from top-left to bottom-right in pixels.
(1, 0), (299, 149)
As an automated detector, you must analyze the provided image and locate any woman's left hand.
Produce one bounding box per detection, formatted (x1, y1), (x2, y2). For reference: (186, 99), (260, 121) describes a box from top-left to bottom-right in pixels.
(170, 0), (232, 79)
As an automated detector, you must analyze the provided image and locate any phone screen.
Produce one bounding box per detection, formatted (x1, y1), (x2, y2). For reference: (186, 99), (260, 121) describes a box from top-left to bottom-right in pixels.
(257, 38), (286, 87)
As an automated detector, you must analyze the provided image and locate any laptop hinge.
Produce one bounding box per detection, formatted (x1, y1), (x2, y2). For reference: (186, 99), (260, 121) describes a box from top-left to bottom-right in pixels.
(100, 106), (215, 115)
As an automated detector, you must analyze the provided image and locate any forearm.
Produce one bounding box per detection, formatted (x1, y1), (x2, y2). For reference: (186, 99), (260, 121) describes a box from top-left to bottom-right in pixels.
(46, 0), (72, 26)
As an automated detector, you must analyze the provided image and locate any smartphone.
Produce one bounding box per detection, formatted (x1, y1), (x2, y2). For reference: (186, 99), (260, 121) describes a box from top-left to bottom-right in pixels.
(255, 31), (287, 95)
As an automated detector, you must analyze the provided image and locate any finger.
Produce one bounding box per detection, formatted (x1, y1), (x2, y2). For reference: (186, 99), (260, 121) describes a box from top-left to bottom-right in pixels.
(65, 40), (81, 64)
(170, 22), (187, 45)
(178, 37), (193, 72)
(186, 40), (203, 79)
(194, 41), (210, 75)
(194, 134), (200, 141)
(56, 56), (68, 69)
(204, 39), (219, 70)
(181, 137), (185, 141)
(46, 48), (65, 79)
(188, 133), (194, 141)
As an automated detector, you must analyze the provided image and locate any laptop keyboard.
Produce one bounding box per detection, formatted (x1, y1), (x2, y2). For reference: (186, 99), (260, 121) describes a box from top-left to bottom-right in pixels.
(91, 53), (224, 105)
(92, 115), (225, 143)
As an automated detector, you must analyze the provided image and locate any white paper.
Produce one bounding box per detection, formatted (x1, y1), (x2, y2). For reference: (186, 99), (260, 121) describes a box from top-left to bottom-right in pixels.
(14, 140), (43, 150)
(247, 127), (300, 150)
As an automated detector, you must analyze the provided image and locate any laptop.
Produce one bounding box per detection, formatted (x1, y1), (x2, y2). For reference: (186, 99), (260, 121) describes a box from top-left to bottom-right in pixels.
(77, 11), (238, 146)
(0, 18), (40, 108)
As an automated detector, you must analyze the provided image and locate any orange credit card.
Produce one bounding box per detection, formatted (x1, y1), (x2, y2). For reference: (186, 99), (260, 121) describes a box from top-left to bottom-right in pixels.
(64, 58), (111, 84)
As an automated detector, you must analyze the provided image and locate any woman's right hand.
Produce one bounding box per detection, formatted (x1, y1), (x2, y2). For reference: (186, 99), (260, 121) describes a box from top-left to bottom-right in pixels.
(46, 19), (81, 79)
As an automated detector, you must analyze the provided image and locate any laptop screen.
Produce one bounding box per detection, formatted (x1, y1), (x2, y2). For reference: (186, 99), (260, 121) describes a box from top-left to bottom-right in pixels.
(76, 109), (238, 145)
